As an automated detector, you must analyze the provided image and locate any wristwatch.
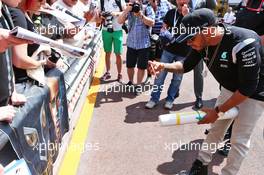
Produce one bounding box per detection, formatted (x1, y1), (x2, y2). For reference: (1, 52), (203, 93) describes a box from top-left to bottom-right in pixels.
(215, 106), (224, 118)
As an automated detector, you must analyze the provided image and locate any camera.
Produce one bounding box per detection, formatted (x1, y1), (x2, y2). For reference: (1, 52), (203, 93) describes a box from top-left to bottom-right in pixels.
(131, 2), (141, 13)
(101, 11), (114, 33)
(48, 49), (61, 63)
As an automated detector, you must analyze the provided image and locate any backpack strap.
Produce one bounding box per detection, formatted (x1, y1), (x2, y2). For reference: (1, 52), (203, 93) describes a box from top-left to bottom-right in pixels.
(115, 0), (123, 11)
(100, 0), (105, 11)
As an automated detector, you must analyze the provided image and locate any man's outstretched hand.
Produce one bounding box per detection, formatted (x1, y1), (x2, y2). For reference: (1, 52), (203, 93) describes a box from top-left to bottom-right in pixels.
(198, 107), (219, 124)
(0, 105), (16, 123)
(0, 28), (32, 53)
(11, 91), (27, 106)
(148, 61), (164, 78)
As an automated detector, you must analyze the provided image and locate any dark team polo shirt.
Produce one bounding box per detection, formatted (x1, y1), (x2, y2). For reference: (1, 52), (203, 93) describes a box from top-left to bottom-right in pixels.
(0, 5), (14, 106)
(183, 24), (264, 101)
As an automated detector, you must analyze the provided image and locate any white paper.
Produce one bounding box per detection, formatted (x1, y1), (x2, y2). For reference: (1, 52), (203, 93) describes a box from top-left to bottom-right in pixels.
(4, 159), (31, 175)
(39, 8), (80, 23)
(10, 27), (88, 58)
(159, 107), (239, 126)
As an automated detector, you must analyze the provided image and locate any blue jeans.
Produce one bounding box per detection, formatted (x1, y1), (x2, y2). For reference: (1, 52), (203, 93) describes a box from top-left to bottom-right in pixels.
(150, 50), (185, 103)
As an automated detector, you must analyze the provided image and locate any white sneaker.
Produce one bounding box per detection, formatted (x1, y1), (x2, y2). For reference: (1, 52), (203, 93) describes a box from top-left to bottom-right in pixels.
(164, 101), (173, 110)
(145, 100), (157, 109)
(144, 76), (152, 85)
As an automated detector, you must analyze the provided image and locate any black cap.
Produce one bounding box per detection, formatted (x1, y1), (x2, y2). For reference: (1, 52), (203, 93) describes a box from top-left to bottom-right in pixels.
(175, 8), (217, 43)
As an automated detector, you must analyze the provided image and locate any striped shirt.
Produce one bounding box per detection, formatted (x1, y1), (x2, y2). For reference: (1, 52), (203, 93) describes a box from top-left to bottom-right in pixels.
(151, 0), (171, 35)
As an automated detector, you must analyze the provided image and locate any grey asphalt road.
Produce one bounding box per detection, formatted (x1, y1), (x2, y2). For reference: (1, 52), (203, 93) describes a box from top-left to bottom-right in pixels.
(77, 44), (264, 175)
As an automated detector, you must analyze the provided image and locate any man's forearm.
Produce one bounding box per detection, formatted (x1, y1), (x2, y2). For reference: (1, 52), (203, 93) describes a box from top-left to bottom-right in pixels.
(163, 61), (184, 74)
(118, 11), (128, 24)
(217, 90), (248, 112)
(141, 14), (154, 27)
(112, 11), (123, 17)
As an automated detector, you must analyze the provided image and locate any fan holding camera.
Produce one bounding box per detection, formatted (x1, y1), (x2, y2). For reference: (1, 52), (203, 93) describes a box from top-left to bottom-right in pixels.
(145, 0), (192, 109)
(146, 0), (217, 110)
(98, 0), (126, 82)
(118, 0), (155, 95)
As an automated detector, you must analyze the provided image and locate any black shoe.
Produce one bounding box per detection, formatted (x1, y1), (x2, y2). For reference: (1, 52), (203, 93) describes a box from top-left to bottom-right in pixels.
(204, 129), (209, 135)
(217, 140), (231, 157)
(188, 159), (208, 175)
(125, 81), (133, 88)
(218, 147), (230, 157)
(175, 91), (180, 98)
(144, 75), (152, 85)
(125, 81), (134, 92)
(134, 85), (142, 96)
(194, 98), (203, 109)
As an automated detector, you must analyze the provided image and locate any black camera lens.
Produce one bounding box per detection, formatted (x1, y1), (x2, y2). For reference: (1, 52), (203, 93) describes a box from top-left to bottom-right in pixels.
(107, 28), (114, 33)
(132, 2), (140, 13)
(48, 49), (61, 63)
(101, 11), (111, 18)
(104, 14), (114, 33)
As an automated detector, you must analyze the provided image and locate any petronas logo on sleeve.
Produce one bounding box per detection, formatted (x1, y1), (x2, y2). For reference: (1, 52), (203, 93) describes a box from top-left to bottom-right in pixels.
(220, 52), (228, 61)
(221, 52), (227, 59)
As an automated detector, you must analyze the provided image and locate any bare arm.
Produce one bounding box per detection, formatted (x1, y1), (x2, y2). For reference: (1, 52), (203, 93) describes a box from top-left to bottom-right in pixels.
(149, 50), (201, 74)
(95, 14), (103, 24)
(0, 106), (16, 123)
(198, 90), (248, 124)
(118, 5), (132, 24)
(139, 12), (155, 27)
(148, 61), (184, 75)
(111, 11), (124, 16)
(217, 90), (248, 113)
(0, 28), (31, 53)
(11, 75), (26, 106)
(163, 62), (184, 74)
(12, 44), (46, 69)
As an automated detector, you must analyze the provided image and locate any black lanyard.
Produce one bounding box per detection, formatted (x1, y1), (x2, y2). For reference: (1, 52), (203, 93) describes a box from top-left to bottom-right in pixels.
(1, 4), (14, 29)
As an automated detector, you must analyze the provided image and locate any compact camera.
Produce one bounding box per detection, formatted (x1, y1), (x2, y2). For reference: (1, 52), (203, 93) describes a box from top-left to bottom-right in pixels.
(48, 49), (61, 63)
(101, 11), (114, 33)
(131, 2), (141, 13)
